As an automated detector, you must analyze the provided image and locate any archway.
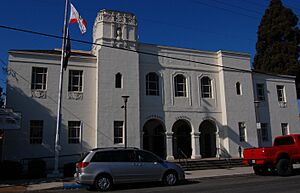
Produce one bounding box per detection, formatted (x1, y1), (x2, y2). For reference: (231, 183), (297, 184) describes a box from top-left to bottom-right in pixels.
(172, 120), (192, 159)
(199, 120), (217, 158)
(143, 119), (166, 158)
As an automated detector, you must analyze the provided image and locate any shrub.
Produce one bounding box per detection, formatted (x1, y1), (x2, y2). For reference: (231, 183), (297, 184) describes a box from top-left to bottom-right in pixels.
(0, 160), (23, 180)
(27, 159), (46, 179)
(64, 162), (76, 177)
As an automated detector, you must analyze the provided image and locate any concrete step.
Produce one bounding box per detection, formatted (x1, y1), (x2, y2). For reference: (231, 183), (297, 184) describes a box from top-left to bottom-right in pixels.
(173, 158), (244, 171)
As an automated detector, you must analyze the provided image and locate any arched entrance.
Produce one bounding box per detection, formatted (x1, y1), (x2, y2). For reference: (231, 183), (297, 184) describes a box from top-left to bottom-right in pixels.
(199, 120), (217, 158)
(172, 120), (192, 159)
(143, 119), (166, 158)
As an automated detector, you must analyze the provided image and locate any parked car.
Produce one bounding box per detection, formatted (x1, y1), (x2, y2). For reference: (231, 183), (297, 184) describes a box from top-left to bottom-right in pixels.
(243, 134), (300, 176)
(74, 147), (185, 191)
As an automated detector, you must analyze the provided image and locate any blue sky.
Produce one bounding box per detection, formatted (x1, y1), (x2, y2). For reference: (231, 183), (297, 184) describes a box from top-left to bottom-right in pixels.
(0, 0), (299, 92)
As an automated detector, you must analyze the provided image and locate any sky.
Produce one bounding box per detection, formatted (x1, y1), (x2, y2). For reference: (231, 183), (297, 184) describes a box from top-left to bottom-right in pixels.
(0, 0), (299, 95)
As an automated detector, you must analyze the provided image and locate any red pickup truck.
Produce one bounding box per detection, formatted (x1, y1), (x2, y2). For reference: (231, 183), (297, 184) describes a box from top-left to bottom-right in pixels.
(243, 134), (300, 176)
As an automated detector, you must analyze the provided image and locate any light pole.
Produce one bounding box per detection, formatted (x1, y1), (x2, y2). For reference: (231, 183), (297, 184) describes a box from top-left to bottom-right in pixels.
(254, 100), (262, 147)
(122, 96), (129, 148)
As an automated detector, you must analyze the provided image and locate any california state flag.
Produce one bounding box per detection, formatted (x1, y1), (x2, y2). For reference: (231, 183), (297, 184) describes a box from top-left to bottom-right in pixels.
(69, 3), (87, 34)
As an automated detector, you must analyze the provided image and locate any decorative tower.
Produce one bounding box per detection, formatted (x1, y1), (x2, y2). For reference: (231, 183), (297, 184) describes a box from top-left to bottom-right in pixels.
(92, 9), (138, 54)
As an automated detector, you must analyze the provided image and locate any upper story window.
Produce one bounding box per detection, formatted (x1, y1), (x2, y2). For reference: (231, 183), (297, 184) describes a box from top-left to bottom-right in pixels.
(30, 120), (43, 144)
(68, 70), (83, 92)
(31, 67), (47, 90)
(256, 83), (265, 101)
(236, 82), (242, 95)
(276, 85), (286, 102)
(114, 121), (124, 144)
(146, 72), (159, 96)
(261, 123), (268, 141)
(174, 74), (186, 97)
(201, 76), (212, 98)
(115, 73), (122, 88)
(68, 121), (81, 144)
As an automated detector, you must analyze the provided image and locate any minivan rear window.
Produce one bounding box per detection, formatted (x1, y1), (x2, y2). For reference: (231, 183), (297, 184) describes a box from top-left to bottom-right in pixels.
(91, 150), (135, 162)
(274, 136), (294, 146)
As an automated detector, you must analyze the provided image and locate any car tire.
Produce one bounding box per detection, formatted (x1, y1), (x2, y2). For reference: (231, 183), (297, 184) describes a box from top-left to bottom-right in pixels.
(276, 159), (292, 176)
(94, 174), (113, 191)
(163, 171), (178, 186)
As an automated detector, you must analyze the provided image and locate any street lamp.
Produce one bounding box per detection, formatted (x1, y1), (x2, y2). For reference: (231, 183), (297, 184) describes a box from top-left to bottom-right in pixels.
(121, 96), (129, 148)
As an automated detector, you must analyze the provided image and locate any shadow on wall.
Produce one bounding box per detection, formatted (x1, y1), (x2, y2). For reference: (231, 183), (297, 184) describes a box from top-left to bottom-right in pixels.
(4, 82), (91, 169)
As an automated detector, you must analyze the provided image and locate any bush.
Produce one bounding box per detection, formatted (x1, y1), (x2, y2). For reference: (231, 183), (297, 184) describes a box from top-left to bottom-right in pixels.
(64, 162), (76, 177)
(0, 160), (23, 180)
(27, 159), (46, 179)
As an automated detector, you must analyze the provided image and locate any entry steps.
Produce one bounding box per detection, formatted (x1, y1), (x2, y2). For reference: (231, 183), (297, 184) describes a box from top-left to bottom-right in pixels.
(173, 158), (244, 171)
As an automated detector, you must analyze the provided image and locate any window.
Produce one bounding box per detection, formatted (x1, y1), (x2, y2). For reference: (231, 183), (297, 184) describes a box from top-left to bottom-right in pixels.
(201, 76), (212, 98)
(261, 123), (268, 141)
(31, 67), (47, 90)
(91, 150), (135, 162)
(274, 136), (294, 146)
(238, 122), (246, 142)
(146, 72), (159, 96)
(30, 120), (43, 144)
(68, 70), (83, 92)
(174, 74), (187, 97)
(115, 73), (122, 88)
(256, 84), (265, 101)
(136, 150), (160, 163)
(281, 123), (289, 136)
(114, 121), (123, 144)
(277, 85), (285, 102)
(68, 121), (81, 144)
(236, 82), (242, 95)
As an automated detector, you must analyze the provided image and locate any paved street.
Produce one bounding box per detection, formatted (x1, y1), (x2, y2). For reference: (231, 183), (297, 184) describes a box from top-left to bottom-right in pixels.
(30, 170), (300, 193)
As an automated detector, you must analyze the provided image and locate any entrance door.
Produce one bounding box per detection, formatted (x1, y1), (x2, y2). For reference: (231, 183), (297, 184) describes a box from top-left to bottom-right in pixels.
(143, 119), (166, 158)
(199, 120), (217, 158)
(172, 120), (192, 159)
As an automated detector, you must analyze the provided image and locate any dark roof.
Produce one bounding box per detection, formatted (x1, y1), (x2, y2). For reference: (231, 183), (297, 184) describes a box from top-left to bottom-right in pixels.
(9, 49), (96, 57)
(252, 69), (295, 79)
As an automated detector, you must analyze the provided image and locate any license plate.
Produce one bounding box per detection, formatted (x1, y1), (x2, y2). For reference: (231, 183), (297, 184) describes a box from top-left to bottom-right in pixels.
(251, 160), (256, 164)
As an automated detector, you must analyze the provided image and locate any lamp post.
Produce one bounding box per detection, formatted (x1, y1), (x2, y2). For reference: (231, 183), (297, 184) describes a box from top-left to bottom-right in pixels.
(122, 96), (129, 148)
(254, 100), (262, 147)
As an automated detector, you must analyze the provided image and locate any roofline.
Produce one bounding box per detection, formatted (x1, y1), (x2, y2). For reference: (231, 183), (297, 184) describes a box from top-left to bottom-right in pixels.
(252, 70), (296, 79)
(8, 49), (96, 58)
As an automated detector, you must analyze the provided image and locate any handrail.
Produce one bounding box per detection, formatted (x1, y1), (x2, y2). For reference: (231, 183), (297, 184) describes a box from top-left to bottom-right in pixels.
(177, 148), (188, 168)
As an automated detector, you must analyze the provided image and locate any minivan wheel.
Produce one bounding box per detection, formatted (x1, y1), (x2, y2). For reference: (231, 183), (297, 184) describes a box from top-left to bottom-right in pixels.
(163, 171), (178, 186)
(94, 174), (112, 191)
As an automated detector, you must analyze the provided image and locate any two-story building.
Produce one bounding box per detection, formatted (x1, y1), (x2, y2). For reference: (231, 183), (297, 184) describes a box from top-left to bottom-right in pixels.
(4, 10), (300, 168)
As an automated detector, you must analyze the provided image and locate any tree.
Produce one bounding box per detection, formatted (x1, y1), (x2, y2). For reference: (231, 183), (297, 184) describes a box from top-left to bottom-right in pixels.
(253, 0), (300, 77)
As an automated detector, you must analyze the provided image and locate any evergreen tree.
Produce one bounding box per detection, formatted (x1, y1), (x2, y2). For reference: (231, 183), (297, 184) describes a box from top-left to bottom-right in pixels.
(253, 0), (300, 76)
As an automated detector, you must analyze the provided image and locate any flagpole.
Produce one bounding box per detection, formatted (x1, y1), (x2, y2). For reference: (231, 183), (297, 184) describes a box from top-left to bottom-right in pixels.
(53, 0), (69, 175)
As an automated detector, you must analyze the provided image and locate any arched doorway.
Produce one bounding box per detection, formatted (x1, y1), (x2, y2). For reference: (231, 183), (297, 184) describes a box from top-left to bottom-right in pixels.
(199, 120), (217, 158)
(143, 119), (166, 158)
(172, 120), (192, 159)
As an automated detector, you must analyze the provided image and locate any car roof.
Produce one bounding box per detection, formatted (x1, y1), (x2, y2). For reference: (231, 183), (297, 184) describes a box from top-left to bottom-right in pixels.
(91, 147), (140, 152)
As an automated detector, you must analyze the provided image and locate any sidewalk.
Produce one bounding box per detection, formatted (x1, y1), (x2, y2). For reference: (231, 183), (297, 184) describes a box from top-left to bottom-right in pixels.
(0, 166), (254, 192)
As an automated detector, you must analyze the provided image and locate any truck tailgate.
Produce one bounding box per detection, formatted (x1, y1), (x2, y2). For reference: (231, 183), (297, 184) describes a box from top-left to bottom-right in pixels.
(243, 147), (275, 165)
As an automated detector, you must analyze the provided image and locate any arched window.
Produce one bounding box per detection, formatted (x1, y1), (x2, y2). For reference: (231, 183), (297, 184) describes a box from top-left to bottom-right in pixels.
(236, 82), (242, 95)
(115, 73), (122, 88)
(201, 76), (212, 98)
(174, 74), (186, 97)
(146, 72), (159, 96)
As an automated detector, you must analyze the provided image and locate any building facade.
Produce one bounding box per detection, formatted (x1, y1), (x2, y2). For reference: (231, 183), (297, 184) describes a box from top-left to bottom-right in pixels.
(4, 10), (300, 167)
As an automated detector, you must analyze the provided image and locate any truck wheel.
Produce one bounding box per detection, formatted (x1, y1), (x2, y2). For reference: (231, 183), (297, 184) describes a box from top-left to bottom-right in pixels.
(276, 159), (292, 176)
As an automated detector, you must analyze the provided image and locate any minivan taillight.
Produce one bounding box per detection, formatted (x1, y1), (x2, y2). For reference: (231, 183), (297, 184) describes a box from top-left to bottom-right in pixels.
(77, 162), (89, 168)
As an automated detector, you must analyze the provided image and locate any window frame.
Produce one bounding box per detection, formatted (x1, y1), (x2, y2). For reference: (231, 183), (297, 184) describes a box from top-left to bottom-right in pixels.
(146, 72), (159, 96)
(281, 123), (289, 136)
(236, 82), (242, 95)
(29, 120), (43, 144)
(238, 122), (246, 142)
(68, 70), (83, 92)
(201, 76), (212, 98)
(114, 121), (124, 144)
(276, 85), (286, 102)
(256, 83), (265, 101)
(31, 67), (47, 90)
(68, 121), (81, 144)
(174, 74), (187, 97)
(115, 73), (122, 88)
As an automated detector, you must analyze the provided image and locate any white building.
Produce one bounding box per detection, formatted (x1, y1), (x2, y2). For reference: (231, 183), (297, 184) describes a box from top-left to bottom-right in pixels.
(4, 10), (300, 167)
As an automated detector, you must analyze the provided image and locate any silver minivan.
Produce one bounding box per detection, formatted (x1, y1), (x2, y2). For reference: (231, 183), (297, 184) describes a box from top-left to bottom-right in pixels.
(75, 147), (185, 191)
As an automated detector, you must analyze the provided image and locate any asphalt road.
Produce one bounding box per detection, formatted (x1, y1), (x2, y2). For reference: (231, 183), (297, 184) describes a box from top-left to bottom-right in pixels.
(34, 171), (300, 193)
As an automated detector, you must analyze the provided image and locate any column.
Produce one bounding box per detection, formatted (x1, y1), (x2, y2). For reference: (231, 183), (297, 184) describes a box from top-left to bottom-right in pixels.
(191, 132), (201, 159)
(165, 132), (174, 160)
(216, 131), (221, 158)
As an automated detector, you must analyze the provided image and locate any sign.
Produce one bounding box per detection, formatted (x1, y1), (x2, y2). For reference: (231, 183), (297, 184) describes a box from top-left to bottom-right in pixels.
(256, 123), (261, 129)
